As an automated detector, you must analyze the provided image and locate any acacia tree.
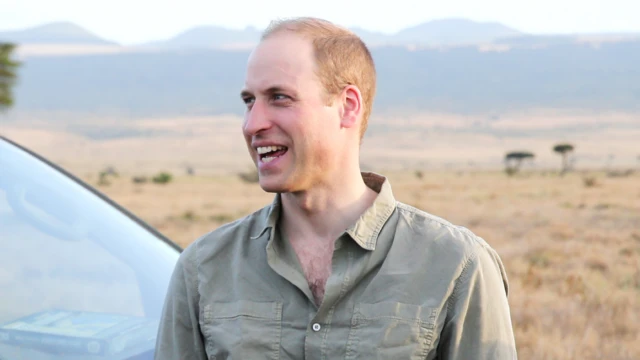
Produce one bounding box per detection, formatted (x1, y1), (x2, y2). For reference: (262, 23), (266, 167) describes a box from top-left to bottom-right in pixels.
(504, 151), (535, 176)
(0, 42), (21, 111)
(553, 143), (575, 175)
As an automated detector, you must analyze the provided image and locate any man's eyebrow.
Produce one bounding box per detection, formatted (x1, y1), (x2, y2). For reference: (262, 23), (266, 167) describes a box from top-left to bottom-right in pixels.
(240, 85), (292, 99)
(264, 85), (290, 94)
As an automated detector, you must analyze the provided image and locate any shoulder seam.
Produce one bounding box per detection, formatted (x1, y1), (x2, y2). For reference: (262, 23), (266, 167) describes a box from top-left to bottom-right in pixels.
(396, 202), (482, 241)
(396, 202), (455, 228)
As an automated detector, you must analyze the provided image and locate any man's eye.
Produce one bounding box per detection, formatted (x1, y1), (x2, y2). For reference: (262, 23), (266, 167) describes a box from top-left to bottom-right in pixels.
(273, 94), (288, 101)
(242, 97), (254, 105)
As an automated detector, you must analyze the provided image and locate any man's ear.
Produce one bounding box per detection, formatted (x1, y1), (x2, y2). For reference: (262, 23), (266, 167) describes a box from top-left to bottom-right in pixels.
(340, 85), (363, 130)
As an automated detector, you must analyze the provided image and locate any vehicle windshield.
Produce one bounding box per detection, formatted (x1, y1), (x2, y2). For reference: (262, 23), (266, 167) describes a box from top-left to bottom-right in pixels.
(0, 138), (180, 360)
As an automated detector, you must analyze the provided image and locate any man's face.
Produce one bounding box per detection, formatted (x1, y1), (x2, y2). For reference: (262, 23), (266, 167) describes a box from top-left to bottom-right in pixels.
(241, 32), (343, 193)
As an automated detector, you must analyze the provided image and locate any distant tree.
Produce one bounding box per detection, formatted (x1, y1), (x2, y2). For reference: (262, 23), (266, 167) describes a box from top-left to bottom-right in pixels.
(0, 43), (21, 111)
(504, 151), (535, 176)
(553, 143), (575, 175)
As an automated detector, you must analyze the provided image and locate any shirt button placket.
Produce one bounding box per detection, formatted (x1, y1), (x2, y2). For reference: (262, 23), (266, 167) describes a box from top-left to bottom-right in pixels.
(305, 322), (324, 360)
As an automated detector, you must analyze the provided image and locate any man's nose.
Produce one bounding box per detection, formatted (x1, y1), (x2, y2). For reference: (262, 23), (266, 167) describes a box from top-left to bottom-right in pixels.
(243, 99), (272, 136)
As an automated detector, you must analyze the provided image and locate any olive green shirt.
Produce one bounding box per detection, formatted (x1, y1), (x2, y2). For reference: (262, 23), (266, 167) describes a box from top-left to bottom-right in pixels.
(155, 172), (517, 359)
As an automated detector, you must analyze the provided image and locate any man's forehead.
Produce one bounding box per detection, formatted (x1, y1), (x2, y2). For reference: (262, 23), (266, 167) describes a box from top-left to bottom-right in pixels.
(248, 44), (305, 70)
(243, 63), (298, 93)
(243, 37), (314, 92)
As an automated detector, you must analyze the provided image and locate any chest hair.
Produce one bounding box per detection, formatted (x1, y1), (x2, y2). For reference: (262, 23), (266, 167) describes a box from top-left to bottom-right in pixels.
(290, 238), (336, 306)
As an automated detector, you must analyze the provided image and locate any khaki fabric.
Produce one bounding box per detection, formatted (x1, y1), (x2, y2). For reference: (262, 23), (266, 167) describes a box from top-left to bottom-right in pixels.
(155, 172), (517, 359)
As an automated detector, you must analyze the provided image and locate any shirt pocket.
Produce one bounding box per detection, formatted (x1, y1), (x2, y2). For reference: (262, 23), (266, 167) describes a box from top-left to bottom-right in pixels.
(202, 300), (283, 360)
(345, 301), (438, 360)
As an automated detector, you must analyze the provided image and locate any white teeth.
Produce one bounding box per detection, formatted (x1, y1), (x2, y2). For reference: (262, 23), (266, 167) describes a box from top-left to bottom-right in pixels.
(256, 145), (287, 164)
(257, 145), (286, 155)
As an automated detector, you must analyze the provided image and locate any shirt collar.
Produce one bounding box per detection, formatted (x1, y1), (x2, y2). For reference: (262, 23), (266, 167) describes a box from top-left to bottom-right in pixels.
(345, 172), (397, 250)
(251, 172), (397, 251)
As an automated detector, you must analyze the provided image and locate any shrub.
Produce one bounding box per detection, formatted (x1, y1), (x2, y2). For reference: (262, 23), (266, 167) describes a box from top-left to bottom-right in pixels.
(132, 176), (148, 184)
(152, 172), (173, 184)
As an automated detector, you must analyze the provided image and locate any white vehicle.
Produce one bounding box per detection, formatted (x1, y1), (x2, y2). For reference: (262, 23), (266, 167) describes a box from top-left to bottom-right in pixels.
(0, 136), (181, 360)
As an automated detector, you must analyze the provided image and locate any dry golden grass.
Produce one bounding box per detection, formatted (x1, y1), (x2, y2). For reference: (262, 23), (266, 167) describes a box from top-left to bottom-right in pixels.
(3, 110), (639, 358)
(3, 110), (640, 174)
(82, 168), (640, 360)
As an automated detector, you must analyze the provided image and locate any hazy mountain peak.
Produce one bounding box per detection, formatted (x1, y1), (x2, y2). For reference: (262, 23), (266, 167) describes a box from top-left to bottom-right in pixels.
(27, 21), (94, 35)
(393, 18), (523, 45)
(148, 24), (261, 48)
(0, 21), (116, 45)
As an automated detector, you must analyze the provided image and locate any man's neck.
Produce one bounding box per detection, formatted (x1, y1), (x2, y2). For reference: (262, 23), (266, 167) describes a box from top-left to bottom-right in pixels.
(280, 168), (378, 242)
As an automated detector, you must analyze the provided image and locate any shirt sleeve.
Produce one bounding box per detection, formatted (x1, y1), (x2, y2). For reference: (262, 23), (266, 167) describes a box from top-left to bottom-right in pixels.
(437, 239), (518, 359)
(154, 245), (208, 360)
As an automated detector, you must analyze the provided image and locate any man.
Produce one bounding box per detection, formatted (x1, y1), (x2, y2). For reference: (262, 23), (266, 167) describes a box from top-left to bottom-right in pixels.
(155, 17), (517, 360)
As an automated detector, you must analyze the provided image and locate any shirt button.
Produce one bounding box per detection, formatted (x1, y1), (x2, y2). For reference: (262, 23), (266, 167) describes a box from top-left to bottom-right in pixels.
(312, 323), (321, 332)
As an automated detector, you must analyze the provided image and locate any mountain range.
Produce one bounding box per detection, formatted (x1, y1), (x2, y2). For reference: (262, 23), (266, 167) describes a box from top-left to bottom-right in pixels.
(147, 18), (525, 49)
(3, 19), (638, 53)
(1, 19), (639, 120)
(4, 38), (639, 119)
(1, 18), (527, 49)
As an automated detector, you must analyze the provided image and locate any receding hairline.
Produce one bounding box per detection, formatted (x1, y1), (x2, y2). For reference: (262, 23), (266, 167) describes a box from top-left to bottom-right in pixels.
(260, 17), (356, 41)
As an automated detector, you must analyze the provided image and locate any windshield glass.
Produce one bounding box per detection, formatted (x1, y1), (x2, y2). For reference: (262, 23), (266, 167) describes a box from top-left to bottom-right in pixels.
(0, 138), (180, 360)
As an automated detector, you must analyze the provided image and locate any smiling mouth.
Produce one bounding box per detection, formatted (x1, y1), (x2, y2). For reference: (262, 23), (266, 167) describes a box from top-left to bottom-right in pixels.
(257, 145), (288, 163)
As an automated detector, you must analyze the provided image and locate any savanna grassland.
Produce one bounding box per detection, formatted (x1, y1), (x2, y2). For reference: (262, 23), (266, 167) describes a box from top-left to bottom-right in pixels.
(87, 168), (640, 360)
(2, 111), (639, 359)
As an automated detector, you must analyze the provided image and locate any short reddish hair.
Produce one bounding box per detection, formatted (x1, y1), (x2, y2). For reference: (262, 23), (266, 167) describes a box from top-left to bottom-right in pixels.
(261, 17), (377, 140)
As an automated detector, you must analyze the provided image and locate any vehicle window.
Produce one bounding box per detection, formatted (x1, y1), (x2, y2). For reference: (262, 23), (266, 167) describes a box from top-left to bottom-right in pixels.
(0, 139), (180, 360)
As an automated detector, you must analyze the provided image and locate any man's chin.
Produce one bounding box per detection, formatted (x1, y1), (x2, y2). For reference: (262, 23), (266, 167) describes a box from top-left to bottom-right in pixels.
(258, 176), (289, 194)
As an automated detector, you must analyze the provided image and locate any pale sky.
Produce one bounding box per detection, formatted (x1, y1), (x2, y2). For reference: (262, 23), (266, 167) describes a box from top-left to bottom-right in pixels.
(1, 0), (638, 45)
